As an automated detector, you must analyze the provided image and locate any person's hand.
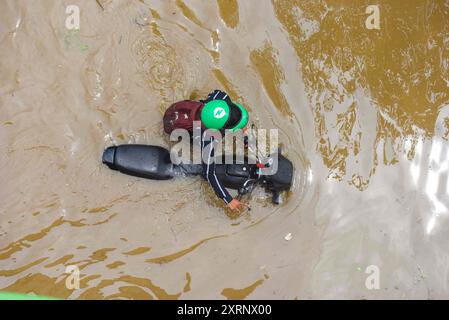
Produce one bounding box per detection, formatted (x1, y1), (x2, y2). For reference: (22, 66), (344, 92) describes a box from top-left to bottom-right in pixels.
(227, 198), (245, 212)
(243, 127), (249, 147)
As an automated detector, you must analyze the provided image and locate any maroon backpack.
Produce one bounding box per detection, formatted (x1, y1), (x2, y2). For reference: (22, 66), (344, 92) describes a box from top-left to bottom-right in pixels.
(163, 100), (204, 134)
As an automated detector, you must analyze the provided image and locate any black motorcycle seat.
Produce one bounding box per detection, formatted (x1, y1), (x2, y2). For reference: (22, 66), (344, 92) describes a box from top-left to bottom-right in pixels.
(102, 145), (175, 180)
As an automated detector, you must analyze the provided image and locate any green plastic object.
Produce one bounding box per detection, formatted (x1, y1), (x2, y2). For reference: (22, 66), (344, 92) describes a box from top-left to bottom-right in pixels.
(0, 291), (57, 300)
(201, 100), (249, 132)
(201, 100), (230, 130)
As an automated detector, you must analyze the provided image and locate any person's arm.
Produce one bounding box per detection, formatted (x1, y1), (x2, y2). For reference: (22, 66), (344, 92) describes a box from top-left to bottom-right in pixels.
(203, 136), (233, 204)
(243, 127), (249, 147)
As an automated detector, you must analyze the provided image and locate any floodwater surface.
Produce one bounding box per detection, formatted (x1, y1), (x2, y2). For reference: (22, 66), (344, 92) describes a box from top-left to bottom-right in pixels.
(0, 0), (448, 299)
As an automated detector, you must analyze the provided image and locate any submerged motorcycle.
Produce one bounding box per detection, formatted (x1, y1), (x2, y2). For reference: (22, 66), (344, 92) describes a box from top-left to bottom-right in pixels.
(102, 144), (293, 204)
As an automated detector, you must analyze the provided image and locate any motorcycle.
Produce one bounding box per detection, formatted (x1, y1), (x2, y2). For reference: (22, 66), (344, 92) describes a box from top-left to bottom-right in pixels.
(102, 144), (293, 204)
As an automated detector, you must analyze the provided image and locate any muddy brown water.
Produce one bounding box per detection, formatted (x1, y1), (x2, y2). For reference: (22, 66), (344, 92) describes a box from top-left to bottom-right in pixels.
(0, 0), (448, 299)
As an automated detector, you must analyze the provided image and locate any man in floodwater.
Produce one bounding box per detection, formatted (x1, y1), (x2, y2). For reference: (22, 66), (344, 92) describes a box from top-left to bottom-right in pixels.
(163, 90), (249, 212)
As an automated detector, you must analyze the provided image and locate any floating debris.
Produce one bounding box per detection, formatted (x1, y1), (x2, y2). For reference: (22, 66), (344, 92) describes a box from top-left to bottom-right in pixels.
(284, 233), (292, 241)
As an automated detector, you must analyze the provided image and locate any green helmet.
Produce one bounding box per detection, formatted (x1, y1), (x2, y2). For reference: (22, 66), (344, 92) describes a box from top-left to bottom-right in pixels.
(201, 100), (249, 132)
